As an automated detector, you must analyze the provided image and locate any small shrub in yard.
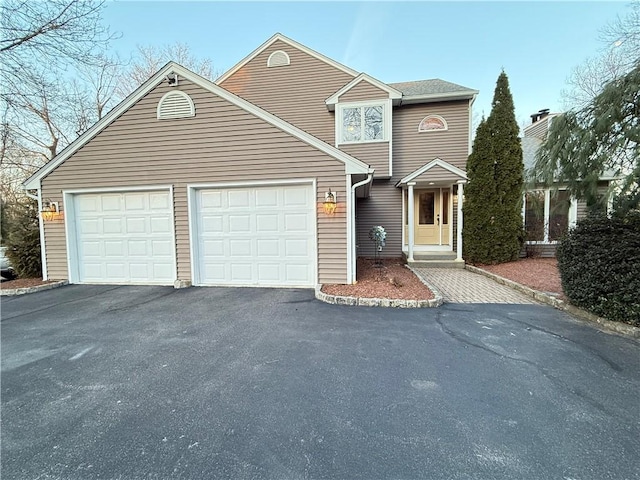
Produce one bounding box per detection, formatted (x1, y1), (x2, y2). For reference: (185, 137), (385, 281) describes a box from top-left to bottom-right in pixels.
(5, 198), (42, 278)
(557, 212), (640, 326)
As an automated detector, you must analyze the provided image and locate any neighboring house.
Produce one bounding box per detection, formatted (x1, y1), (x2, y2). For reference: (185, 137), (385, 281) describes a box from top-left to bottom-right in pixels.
(521, 109), (612, 257)
(24, 33), (477, 288)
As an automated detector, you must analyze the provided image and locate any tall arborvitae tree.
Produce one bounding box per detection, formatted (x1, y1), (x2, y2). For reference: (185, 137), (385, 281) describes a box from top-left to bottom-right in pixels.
(487, 71), (525, 262)
(463, 71), (524, 264)
(463, 118), (501, 262)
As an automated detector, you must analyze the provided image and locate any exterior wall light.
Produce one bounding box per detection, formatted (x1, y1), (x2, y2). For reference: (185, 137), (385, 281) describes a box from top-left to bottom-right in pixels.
(324, 189), (337, 215)
(41, 200), (62, 221)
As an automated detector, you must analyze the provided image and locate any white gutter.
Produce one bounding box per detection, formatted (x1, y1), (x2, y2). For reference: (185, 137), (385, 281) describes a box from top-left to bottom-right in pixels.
(349, 173), (374, 283)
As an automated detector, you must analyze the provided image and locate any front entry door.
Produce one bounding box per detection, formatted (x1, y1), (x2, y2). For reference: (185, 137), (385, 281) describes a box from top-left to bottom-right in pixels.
(413, 189), (450, 245)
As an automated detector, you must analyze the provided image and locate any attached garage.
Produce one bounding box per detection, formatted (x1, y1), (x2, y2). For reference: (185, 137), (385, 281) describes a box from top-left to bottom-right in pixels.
(66, 189), (176, 285)
(191, 182), (316, 287)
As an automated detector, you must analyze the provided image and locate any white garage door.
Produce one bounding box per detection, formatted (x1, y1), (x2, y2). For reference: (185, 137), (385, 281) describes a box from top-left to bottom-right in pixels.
(194, 184), (316, 287)
(73, 190), (175, 284)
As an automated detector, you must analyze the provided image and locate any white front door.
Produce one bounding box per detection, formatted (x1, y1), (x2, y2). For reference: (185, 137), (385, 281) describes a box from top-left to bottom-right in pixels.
(193, 184), (316, 287)
(73, 190), (175, 284)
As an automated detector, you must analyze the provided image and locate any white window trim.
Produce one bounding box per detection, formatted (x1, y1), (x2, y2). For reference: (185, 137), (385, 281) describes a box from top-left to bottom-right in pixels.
(418, 114), (448, 133)
(336, 99), (391, 146)
(267, 50), (290, 67)
(523, 188), (577, 244)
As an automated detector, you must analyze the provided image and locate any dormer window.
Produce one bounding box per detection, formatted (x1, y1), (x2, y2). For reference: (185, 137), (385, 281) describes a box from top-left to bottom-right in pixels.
(267, 50), (290, 67)
(338, 103), (387, 144)
(418, 115), (447, 132)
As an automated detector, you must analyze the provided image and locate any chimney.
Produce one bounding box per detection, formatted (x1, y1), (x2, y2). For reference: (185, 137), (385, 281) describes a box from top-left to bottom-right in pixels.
(530, 108), (550, 124)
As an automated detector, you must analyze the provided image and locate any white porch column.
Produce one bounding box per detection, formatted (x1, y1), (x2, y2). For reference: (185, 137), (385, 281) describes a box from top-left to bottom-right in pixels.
(407, 182), (416, 262)
(456, 181), (465, 262)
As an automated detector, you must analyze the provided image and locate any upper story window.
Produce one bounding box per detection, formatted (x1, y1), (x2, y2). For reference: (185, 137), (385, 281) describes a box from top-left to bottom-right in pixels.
(157, 91), (195, 120)
(418, 115), (447, 132)
(339, 103), (386, 144)
(267, 50), (290, 67)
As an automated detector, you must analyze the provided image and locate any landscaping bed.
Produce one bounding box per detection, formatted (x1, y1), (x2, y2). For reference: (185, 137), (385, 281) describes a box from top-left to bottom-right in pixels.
(476, 257), (564, 298)
(321, 258), (434, 300)
(0, 278), (56, 289)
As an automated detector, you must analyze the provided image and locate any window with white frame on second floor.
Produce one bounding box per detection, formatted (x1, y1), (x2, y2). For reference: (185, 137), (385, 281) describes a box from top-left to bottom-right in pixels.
(339, 104), (385, 143)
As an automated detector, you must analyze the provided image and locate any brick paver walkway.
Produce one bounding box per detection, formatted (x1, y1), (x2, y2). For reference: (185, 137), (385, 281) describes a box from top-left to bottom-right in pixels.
(413, 267), (536, 304)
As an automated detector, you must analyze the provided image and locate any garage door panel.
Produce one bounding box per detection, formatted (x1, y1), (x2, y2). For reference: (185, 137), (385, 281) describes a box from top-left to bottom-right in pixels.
(228, 190), (250, 207)
(229, 215), (250, 232)
(73, 190), (175, 285)
(255, 189), (278, 207)
(195, 184), (315, 287)
(284, 214), (309, 232)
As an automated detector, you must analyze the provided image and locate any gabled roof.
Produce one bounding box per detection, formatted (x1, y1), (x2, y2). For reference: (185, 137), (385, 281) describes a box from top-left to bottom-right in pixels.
(216, 33), (358, 84)
(325, 73), (402, 111)
(396, 158), (467, 186)
(24, 62), (373, 189)
(389, 79), (478, 104)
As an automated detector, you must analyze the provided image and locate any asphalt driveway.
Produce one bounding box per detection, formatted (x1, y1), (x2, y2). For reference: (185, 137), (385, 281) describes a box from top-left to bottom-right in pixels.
(2, 285), (639, 480)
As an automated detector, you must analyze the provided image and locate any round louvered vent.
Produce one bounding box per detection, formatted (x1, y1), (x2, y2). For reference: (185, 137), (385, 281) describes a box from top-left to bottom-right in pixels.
(267, 50), (290, 68)
(157, 91), (195, 120)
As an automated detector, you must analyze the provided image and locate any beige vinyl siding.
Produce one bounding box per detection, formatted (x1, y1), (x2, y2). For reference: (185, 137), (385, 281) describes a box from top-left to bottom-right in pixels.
(338, 81), (388, 103)
(41, 79), (349, 284)
(219, 39), (354, 145)
(523, 118), (549, 140)
(392, 101), (470, 177)
(340, 142), (389, 178)
(356, 180), (402, 258)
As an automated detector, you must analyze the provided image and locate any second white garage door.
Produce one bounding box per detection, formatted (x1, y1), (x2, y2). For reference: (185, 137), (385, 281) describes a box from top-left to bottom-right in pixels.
(194, 184), (316, 287)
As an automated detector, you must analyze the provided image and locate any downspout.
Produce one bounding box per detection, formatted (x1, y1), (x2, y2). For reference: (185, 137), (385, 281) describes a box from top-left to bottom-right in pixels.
(24, 184), (48, 280)
(350, 172), (374, 284)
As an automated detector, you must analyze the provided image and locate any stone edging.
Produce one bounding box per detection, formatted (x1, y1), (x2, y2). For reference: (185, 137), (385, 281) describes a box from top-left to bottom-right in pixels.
(315, 269), (444, 309)
(0, 280), (68, 296)
(465, 265), (640, 339)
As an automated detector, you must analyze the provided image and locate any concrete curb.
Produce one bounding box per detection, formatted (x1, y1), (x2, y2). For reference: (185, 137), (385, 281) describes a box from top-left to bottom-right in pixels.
(465, 265), (640, 339)
(315, 270), (444, 309)
(0, 280), (69, 296)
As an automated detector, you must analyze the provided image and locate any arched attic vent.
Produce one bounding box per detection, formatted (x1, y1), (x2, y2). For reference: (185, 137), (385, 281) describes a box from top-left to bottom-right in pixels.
(157, 90), (195, 120)
(267, 50), (290, 68)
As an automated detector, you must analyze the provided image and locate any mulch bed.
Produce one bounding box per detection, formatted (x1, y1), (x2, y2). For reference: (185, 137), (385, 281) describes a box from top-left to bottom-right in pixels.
(0, 278), (56, 289)
(321, 257), (434, 300)
(476, 257), (564, 298)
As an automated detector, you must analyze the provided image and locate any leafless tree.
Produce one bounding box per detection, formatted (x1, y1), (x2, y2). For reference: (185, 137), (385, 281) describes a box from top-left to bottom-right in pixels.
(561, 1), (639, 110)
(116, 43), (218, 98)
(0, 0), (118, 201)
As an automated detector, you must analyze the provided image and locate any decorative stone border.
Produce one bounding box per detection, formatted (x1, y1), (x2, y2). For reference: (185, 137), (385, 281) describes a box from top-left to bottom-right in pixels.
(466, 265), (640, 339)
(0, 280), (68, 296)
(315, 268), (444, 308)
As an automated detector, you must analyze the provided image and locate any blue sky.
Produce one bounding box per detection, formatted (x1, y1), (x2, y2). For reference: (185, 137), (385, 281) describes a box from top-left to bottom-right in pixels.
(103, 1), (629, 130)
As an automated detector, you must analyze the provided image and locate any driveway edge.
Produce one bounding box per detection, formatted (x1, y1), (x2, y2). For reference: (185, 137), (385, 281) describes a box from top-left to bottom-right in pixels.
(466, 265), (640, 338)
(315, 282), (443, 308)
(0, 280), (69, 296)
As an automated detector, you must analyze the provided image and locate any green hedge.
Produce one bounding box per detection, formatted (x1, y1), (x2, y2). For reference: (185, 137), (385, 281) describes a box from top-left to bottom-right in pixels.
(557, 212), (640, 326)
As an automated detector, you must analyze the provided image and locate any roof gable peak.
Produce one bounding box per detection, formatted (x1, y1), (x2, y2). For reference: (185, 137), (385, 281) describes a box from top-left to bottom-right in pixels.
(216, 33), (358, 84)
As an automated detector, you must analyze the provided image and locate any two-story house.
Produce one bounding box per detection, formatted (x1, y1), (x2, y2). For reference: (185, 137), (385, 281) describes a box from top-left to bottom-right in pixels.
(24, 34), (477, 288)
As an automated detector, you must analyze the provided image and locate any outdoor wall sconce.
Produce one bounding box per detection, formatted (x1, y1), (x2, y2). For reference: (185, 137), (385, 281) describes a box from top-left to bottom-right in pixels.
(41, 200), (62, 221)
(324, 189), (337, 215)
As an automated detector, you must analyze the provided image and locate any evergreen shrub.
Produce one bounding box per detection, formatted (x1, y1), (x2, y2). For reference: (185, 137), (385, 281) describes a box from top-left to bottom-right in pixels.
(557, 212), (640, 326)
